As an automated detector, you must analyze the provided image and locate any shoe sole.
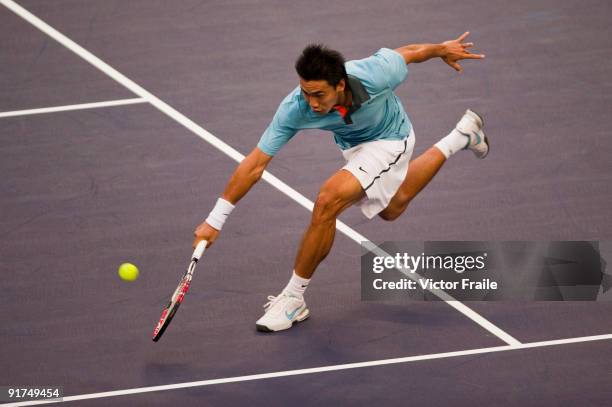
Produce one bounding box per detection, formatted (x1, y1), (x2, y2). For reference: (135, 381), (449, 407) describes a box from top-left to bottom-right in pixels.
(474, 109), (488, 158)
(464, 109), (489, 158)
(466, 108), (484, 128)
(255, 308), (310, 333)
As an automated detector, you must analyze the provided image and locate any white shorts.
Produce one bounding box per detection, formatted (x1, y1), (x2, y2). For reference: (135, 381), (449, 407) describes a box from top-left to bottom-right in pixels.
(342, 128), (416, 219)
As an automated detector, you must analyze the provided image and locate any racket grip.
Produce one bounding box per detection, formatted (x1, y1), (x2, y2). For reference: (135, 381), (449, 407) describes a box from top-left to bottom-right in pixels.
(192, 240), (207, 260)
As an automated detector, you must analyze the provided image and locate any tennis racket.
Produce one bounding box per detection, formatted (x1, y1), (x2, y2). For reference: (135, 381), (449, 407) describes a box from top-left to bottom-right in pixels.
(152, 240), (207, 342)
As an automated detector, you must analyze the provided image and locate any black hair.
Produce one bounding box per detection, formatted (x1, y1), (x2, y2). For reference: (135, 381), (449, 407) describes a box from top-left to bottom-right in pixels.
(295, 44), (347, 87)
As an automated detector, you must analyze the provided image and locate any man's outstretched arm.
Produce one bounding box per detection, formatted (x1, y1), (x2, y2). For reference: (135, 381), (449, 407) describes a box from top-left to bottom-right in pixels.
(394, 31), (485, 72)
(193, 147), (273, 248)
(220, 147), (273, 203)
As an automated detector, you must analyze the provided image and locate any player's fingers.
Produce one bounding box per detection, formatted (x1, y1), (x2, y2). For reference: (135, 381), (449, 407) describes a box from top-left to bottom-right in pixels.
(462, 53), (486, 59)
(462, 42), (474, 49)
(446, 60), (462, 72)
(192, 235), (203, 248)
(457, 31), (470, 42)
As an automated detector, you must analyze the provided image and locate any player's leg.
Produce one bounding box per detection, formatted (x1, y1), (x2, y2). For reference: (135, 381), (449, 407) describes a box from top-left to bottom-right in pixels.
(293, 169), (365, 279)
(256, 169), (364, 332)
(379, 146), (446, 221)
(380, 109), (488, 221)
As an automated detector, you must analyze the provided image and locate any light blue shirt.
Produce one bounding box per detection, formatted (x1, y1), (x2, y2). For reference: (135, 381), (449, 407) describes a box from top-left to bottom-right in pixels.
(257, 48), (412, 156)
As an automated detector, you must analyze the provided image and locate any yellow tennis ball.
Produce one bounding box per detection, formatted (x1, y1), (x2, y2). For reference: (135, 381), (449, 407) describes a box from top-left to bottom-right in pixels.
(118, 263), (139, 281)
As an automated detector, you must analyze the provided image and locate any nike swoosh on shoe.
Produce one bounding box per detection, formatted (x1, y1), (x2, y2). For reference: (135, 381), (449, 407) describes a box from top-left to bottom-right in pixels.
(285, 305), (303, 320)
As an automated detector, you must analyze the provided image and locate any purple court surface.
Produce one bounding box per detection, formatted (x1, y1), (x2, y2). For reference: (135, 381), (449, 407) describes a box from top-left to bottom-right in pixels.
(1, 0), (612, 406)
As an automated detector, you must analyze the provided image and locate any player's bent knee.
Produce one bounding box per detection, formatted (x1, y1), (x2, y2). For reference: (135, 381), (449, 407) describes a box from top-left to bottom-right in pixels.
(312, 192), (342, 224)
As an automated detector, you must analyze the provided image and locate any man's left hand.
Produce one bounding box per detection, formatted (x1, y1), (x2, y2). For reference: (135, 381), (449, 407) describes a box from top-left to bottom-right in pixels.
(441, 32), (485, 72)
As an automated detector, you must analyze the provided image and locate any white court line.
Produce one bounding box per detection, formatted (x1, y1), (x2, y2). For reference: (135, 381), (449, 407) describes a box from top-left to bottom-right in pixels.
(0, 0), (521, 346)
(2, 333), (612, 406)
(0, 98), (146, 118)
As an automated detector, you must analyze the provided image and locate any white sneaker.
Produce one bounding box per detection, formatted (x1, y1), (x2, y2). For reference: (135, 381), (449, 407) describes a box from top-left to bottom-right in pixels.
(455, 109), (489, 159)
(255, 293), (310, 332)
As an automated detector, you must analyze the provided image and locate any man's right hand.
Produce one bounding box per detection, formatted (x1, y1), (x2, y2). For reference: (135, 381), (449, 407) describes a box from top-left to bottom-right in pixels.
(191, 147), (272, 250)
(193, 221), (219, 249)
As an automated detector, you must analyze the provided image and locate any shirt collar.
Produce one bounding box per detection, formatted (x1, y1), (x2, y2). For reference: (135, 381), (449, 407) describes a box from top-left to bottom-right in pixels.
(346, 74), (370, 107)
(333, 75), (370, 124)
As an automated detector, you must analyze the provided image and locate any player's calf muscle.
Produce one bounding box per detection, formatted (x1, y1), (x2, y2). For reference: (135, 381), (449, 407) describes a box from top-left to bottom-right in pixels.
(379, 206), (405, 221)
(381, 190), (412, 221)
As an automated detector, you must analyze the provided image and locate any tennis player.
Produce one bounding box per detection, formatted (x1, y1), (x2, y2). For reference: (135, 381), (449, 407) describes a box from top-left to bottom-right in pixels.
(194, 32), (487, 332)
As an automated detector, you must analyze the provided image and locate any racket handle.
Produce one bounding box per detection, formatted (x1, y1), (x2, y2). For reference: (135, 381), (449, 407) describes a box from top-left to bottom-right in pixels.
(192, 240), (207, 260)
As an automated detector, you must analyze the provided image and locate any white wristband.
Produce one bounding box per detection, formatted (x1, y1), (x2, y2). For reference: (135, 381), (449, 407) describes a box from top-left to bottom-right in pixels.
(205, 198), (235, 231)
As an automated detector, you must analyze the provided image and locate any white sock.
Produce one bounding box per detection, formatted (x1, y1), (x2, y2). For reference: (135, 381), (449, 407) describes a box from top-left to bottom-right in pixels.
(282, 270), (310, 298)
(434, 129), (469, 159)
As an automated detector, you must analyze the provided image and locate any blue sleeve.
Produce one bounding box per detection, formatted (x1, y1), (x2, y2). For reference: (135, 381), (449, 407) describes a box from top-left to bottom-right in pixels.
(373, 48), (409, 90)
(348, 48), (408, 94)
(257, 97), (301, 156)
